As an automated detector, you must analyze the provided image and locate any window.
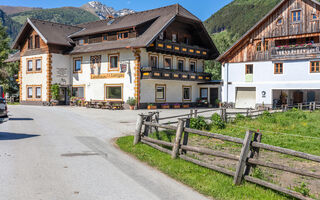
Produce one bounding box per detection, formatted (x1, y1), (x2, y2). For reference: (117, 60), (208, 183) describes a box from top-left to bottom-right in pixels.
(256, 42), (262, 52)
(36, 59), (41, 71)
(246, 64), (253, 74)
(35, 87), (41, 98)
(164, 57), (172, 69)
(183, 86), (191, 101)
(90, 55), (101, 68)
(103, 34), (108, 41)
(310, 61), (320, 73)
(109, 54), (119, 70)
(172, 33), (177, 43)
(178, 59), (184, 71)
(117, 31), (129, 40)
(84, 37), (88, 44)
(150, 55), (158, 68)
(264, 41), (269, 51)
(274, 63), (283, 74)
(105, 85), (122, 100)
(79, 39), (84, 45)
(277, 18), (283, 25)
(312, 13), (317, 20)
(184, 36), (189, 45)
(292, 10), (301, 22)
(35, 35), (40, 48)
(27, 87), (33, 98)
(72, 87), (85, 98)
(27, 60), (33, 71)
(74, 58), (82, 73)
(28, 37), (33, 49)
(190, 61), (196, 72)
(200, 88), (208, 99)
(155, 85), (166, 101)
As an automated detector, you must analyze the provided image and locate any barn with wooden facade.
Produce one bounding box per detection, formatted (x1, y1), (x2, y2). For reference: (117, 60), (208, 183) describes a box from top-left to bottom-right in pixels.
(11, 4), (220, 108)
(218, 0), (320, 108)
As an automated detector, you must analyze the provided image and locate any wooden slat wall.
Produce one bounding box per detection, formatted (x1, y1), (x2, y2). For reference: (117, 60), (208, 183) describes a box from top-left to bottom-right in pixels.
(226, 0), (320, 63)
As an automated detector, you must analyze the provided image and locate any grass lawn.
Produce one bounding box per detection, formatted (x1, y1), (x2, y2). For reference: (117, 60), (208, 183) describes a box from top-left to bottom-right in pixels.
(210, 109), (320, 156)
(7, 102), (20, 105)
(117, 136), (291, 200)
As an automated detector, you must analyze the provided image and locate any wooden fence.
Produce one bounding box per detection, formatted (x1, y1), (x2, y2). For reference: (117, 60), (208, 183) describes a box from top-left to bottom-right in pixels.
(133, 113), (320, 200)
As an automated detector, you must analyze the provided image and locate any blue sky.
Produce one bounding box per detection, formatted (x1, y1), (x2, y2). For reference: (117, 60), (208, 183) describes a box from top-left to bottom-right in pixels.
(0, 0), (233, 21)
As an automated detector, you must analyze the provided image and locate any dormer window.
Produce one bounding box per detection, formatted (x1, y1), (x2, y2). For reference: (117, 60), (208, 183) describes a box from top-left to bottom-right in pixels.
(292, 10), (301, 22)
(117, 31), (129, 40)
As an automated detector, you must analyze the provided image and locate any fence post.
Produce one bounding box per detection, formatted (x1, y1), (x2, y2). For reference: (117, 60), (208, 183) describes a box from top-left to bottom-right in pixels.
(244, 131), (262, 175)
(133, 114), (144, 145)
(234, 130), (253, 185)
(313, 102), (316, 111)
(309, 102), (312, 111)
(189, 109), (194, 118)
(172, 119), (185, 159)
(194, 109), (198, 117)
(181, 118), (190, 154)
(246, 108), (249, 117)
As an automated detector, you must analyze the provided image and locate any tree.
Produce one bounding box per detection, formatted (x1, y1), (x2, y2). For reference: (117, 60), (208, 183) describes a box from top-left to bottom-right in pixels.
(0, 21), (19, 96)
(205, 31), (239, 80)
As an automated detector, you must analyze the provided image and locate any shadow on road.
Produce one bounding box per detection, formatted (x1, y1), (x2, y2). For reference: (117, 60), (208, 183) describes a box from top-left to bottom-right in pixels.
(0, 132), (39, 140)
(8, 118), (34, 121)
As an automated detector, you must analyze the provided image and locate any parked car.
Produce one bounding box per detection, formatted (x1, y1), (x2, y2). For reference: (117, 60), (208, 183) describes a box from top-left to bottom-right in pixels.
(0, 98), (8, 118)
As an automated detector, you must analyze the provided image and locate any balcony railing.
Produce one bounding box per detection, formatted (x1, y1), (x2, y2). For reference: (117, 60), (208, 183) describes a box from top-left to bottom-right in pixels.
(147, 40), (209, 59)
(141, 67), (211, 81)
(270, 44), (320, 60)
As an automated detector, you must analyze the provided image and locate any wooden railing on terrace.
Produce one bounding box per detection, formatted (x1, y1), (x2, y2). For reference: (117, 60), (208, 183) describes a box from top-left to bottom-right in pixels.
(270, 44), (320, 60)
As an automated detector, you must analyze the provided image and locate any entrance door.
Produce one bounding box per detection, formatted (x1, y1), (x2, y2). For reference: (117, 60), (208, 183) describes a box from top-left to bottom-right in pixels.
(235, 87), (256, 108)
(59, 87), (67, 105)
(293, 91), (303, 104)
(210, 88), (219, 107)
(307, 91), (315, 102)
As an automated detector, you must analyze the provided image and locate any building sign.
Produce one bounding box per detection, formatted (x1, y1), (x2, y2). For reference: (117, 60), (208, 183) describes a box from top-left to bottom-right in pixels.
(56, 68), (67, 78)
(262, 91), (266, 98)
(91, 73), (125, 79)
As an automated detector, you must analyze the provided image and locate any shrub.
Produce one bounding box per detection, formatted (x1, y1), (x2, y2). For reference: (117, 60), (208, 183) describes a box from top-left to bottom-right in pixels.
(126, 97), (136, 106)
(293, 182), (311, 197)
(190, 116), (209, 130)
(51, 84), (60, 100)
(235, 113), (246, 121)
(211, 113), (225, 129)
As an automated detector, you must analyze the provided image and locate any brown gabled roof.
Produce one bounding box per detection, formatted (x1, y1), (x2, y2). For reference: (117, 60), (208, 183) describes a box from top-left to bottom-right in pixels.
(12, 18), (83, 49)
(70, 4), (201, 38)
(217, 0), (320, 62)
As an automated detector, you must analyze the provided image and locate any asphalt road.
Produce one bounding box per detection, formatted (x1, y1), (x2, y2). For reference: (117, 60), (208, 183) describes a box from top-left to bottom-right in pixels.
(0, 105), (208, 200)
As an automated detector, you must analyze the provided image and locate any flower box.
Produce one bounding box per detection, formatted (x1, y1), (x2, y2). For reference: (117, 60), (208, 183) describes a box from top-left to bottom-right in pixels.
(173, 105), (181, 109)
(161, 105), (170, 109)
(182, 104), (190, 108)
(148, 105), (157, 110)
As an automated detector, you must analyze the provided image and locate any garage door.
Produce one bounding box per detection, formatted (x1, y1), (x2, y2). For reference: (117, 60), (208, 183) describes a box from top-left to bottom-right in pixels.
(235, 87), (256, 109)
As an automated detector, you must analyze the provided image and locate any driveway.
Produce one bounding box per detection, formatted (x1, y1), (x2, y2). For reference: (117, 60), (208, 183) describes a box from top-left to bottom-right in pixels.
(0, 105), (208, 200)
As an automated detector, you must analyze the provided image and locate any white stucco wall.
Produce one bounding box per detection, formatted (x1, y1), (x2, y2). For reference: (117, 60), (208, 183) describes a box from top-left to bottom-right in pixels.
(21, 54), (48, 101)
(222, 60), (320, 106)
(140, 79), (199, 103)
(71, 48), (136, 101)
(51, 53), (72, 86)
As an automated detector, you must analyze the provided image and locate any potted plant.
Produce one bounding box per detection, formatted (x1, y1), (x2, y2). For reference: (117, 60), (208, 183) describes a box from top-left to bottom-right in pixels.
(147, 104), (157, 110)
(182, 104), (190, 108)
(127, 97), (136, 110)
(173, 103), (180, 109)
(51, 83), (60, 106)
(215, 99), (221, 108)
(70, 96), (77, 106)
(161, 103), (170, 109)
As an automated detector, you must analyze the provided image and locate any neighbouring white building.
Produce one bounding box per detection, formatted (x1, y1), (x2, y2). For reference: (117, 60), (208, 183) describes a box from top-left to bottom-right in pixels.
(10, 4), (221, 108)
(218, 0), (320, 109)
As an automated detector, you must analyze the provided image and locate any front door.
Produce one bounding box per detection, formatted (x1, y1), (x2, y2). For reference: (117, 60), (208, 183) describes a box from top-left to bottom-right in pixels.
(210, 88), (219, 107)
(59, 87), (67, 105)
(293, 91), (303, 104)
(307, 91), (315, 103)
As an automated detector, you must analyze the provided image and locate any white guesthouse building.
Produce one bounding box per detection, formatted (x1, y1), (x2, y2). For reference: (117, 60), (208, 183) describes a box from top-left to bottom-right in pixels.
(218, 0), (320, 109)
(11, 4), (221, 108)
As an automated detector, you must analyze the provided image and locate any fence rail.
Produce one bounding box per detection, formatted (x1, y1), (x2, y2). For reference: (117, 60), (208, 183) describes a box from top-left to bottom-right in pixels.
(133, 112), (319, 200)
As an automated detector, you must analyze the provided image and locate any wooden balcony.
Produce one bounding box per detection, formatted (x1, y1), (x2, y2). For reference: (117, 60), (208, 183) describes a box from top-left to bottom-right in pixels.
(270, 44), (320, 60)
(141, 67), (211, 82)
(147, 40), (209, 59)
